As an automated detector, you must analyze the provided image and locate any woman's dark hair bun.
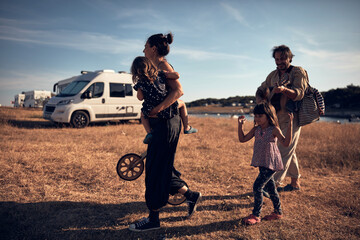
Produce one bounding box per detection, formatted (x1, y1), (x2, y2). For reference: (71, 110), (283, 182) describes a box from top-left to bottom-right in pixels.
(165, 33), (173, 44)
(147, 32), (173, 57)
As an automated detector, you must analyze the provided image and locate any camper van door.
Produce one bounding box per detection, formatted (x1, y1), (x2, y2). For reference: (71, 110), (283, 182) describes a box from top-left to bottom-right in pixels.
(82, 81), (107, 118)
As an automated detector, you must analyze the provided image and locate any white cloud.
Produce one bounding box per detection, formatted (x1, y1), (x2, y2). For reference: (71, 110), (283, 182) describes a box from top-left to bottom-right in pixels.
(0, 25), (143, 54)
(115, 8), (163, 21)
(290, 29), (320, 46)
(220, 2), (250, 28)
(297, 47), (360, 71)
(0, 70), (57, 105)
(0, 69), (67, 91)
(172, 47), (257, 61)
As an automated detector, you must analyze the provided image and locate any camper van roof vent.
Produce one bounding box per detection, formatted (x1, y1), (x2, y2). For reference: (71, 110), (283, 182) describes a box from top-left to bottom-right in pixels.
(81, 69), (115, 74)
(96, 69), (115, 73)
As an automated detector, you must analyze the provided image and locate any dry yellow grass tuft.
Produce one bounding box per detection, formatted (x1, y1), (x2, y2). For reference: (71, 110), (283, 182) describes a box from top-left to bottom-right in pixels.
(0, 107), (359, 239)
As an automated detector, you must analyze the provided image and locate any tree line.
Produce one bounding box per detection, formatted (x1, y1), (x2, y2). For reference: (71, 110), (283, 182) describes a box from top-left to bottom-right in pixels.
(322, 85), (360, 109)
(186, 85), (360, 110)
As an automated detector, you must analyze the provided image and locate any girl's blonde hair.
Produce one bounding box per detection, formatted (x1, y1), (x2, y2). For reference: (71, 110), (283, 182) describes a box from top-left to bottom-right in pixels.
(253, 101), (279, 127)
(130, 56), (158, 84)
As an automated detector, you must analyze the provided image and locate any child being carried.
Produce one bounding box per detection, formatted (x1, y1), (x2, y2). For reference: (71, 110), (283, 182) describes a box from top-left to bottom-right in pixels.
(130, 56), (197, 144)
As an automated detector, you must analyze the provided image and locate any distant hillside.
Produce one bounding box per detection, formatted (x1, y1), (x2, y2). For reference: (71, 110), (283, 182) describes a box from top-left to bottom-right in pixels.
(323, 85), (360, 109)
(186, 96), (256, 107)
(186, 85), (360, 111)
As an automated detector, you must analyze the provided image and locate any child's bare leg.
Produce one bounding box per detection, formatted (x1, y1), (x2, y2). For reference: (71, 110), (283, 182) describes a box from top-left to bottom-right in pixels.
(177, 100), (189, 131)
(178, 100), (197, 134)
(141, 113), (151, 134)
(141, 113), (153, 144)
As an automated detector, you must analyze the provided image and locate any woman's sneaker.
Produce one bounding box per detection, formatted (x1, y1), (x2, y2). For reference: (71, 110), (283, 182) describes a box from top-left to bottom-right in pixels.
(187, 192), (201, 218)
(277, 184), (300, 192)
(128, 217), (160, 232)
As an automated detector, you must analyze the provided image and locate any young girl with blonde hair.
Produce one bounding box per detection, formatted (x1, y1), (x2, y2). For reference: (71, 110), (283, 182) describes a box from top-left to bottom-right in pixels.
(131, 56), (180, 143)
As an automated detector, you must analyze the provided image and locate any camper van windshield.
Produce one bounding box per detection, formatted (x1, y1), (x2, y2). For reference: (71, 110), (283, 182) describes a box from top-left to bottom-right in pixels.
(57, 80), (90, 97)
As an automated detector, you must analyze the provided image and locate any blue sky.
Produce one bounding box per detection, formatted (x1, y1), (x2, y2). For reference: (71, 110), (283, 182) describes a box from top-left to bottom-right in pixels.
(0, 0), (359, 106)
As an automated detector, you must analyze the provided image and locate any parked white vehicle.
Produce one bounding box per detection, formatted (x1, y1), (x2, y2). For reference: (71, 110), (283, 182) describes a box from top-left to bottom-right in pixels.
(14, 94), (25, 107)
(43, 70), (142, 128)
(24, 90), (52, 108)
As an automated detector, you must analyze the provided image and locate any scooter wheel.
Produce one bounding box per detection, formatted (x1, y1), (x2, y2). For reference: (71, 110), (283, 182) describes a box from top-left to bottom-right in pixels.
(116, 153), (144, 181)
(168, 193), (187, 206)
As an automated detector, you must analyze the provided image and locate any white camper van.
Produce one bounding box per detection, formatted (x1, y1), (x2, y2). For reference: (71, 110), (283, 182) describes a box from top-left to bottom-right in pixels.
(43, 70), (142, 128)
(14, 94), (25, 107)
(24, 90), (52, 108)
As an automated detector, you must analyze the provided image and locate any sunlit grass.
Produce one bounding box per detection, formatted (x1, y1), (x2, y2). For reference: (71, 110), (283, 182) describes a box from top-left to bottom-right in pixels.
(1, 107), (359, 239)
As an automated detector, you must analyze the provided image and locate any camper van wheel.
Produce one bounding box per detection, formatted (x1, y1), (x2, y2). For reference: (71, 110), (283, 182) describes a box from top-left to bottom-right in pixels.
(71, 111), (89, 128)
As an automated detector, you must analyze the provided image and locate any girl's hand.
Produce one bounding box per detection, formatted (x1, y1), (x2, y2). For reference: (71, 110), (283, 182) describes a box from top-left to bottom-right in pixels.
(238, 116), (246, 124)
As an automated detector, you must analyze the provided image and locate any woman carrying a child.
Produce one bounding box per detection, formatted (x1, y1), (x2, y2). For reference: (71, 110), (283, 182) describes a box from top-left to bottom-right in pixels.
(144, 33), (197, 134)
(128, 33), (200, 232)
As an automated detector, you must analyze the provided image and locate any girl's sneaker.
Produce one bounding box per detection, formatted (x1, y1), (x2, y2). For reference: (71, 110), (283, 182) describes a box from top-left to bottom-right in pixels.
(143, 133), (153, 144)
(184, 126), (198, 134)
(242, 214), (261, 225)
(129, 217), (160, 232)
(262, 212), (283, 221)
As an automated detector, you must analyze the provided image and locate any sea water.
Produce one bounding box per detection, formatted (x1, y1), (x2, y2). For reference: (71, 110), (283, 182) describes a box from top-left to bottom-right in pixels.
(189, 113), (356, 124)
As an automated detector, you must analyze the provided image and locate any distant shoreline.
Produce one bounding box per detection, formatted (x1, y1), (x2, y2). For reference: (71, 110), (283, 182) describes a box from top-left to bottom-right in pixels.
(1, 105), (359, 119)
(188, 106), (360, 119)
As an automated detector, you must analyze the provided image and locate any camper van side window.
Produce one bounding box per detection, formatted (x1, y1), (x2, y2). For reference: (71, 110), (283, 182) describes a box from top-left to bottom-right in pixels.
(93, 82), (104, 98)
(125, 84), (133, 96)
(86, 82), (104, 98)
(110, 83), (125, 98)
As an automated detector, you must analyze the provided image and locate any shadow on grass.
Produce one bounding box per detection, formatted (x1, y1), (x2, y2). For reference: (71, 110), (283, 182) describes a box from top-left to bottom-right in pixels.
(7, 120), (57, 129)
(6, 119), (140, 129)
(0, 194), (252, 239)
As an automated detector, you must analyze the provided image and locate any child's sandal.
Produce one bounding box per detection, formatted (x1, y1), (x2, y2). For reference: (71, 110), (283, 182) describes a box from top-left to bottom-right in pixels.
(242, 214), (261, 225)
(262, 212), (283, 221)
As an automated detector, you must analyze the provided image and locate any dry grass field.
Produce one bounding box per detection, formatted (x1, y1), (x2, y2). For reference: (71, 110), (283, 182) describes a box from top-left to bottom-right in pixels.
(1, 107), (359, 240)
(187, 105), (252, 115)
